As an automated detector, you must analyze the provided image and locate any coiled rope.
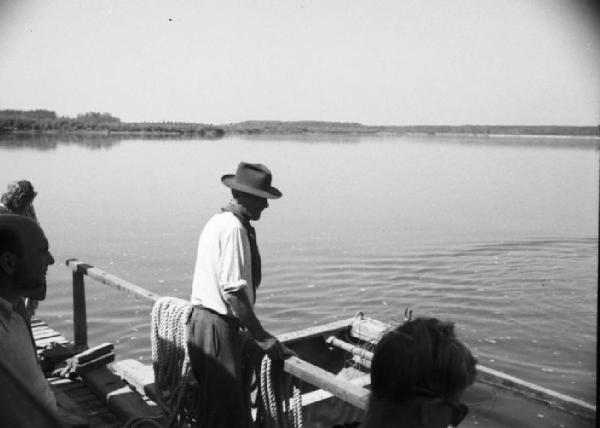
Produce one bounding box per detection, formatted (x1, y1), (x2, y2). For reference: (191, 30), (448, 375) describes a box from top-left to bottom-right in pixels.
(258, 354), (303, 428)
(135, 295), (303, 428)
(150, 296), (196, 427)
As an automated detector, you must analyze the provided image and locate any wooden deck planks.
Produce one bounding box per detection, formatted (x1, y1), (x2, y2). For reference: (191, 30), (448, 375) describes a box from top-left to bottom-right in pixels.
(31, 318), (71, 353)
(33, 329), (62, 341)
(49, 376), (122, 427)
(33, 318), (123, 427)
(32, 317), (166, 427)
(82, 365), (165, 424)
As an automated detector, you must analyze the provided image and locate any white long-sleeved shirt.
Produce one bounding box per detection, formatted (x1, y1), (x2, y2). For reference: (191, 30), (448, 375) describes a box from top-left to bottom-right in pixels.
(190, 212), (255, 315)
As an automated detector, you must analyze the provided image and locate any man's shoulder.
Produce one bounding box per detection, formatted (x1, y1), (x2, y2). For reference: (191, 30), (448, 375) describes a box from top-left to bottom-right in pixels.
(199, 212), (247, 248)
(204, 212), (244, 232)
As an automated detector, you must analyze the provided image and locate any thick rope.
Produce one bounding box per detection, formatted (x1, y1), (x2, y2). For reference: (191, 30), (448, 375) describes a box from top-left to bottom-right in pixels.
(150, 296), (195, 428)
(150, 296), (303, 427)
(258, 354), (303, 428)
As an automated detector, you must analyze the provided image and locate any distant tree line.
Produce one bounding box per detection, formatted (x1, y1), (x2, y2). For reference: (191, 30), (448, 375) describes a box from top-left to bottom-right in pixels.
(387, 125), (600, 136)
(1, 110), (597, 137)
(224, 121), (599, 137)
(0, 109), (225, 137)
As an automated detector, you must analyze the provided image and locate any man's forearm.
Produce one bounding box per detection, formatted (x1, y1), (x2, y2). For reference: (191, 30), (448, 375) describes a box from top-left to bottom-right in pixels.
(226, 290), (270, 340)
(226, 289), (293, 360)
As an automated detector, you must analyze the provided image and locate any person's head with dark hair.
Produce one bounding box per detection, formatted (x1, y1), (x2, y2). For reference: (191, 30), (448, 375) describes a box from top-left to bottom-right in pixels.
(1, 180), (38, 220)
(364, 317), (477, 428)
(0, 227), (23, 259)
(0, 215), (53, 303)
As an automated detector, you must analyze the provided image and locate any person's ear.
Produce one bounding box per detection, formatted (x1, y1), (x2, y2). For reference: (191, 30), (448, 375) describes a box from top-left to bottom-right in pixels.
(0, 251), (18, 276)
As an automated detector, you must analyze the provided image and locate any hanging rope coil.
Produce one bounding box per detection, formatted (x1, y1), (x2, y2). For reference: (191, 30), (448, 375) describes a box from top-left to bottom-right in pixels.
(150, 296), (196, 427)
(150, 296), (303, 427)
(258, 354), (303, 428)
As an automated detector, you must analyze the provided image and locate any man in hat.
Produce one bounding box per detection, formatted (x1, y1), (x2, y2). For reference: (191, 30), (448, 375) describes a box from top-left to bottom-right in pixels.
(188, 161), (291, 428)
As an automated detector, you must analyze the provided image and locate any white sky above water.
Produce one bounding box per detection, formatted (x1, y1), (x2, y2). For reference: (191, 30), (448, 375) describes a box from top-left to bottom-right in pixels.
(0, 0), (598, 125)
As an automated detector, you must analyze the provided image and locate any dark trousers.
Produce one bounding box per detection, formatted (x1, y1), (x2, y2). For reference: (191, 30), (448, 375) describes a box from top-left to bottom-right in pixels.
(187, 307), (252, 428)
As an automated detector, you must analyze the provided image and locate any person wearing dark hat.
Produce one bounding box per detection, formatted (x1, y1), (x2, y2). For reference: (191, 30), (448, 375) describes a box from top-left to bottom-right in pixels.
(187, 161), (292, 428)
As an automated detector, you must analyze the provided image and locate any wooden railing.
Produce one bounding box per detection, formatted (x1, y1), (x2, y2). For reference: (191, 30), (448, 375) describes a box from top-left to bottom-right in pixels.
(65, 258), (371, 410)
(66, 259), (161, 347)
(65, 258), (596, 418)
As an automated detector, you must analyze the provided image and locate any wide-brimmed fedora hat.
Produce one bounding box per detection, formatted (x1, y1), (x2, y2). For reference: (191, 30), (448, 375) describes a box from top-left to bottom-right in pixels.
(221, 162), (282, 199)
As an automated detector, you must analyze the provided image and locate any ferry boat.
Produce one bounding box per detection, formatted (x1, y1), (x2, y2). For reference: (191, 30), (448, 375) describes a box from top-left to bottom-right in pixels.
(32, 259), (596, 427)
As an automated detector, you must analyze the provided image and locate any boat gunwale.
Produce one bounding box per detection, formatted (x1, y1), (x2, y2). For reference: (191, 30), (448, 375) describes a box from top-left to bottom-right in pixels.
(64, 258), (597, 422)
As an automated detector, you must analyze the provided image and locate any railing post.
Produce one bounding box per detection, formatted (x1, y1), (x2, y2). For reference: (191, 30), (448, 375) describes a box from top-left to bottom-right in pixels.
(72, 269), (87, 347)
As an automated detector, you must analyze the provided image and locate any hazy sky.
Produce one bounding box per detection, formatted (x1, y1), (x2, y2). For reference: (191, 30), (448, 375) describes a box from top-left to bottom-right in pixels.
(1, 0), (598, 125)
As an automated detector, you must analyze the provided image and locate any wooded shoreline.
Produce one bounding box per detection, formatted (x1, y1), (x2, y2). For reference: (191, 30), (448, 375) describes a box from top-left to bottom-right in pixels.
(1, 109), (598, 138)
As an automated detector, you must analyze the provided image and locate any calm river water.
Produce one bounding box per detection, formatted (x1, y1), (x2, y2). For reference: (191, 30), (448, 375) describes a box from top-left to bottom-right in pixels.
(0, 134), (597, 410)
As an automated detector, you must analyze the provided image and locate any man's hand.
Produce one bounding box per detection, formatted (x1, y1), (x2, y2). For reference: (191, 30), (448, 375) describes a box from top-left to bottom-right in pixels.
(256, 335), (296, 361)
(226, 290), (297, 360)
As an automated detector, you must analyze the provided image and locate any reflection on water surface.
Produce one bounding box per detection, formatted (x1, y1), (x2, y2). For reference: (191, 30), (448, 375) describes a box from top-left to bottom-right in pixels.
(0, 134), (597, 409)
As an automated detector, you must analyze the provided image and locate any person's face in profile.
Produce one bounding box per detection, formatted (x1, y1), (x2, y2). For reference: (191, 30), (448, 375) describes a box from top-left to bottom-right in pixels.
(16, 226), (54, 294)
(238, 193), (269, 221)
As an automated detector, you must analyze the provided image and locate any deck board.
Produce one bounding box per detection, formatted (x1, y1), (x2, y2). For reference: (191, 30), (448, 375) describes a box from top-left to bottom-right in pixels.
(49, 377), (122, 427)
(31, 317), (162, 427)
(32, 319), (72, 363)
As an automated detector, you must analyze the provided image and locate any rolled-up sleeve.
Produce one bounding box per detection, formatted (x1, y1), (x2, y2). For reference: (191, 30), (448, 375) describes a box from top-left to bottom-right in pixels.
(219, 226), (250, 296)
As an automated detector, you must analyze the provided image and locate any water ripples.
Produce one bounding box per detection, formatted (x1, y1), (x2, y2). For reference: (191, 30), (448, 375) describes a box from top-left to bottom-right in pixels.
(42, 236), (596, 403)
(261, 237), (597, 402)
